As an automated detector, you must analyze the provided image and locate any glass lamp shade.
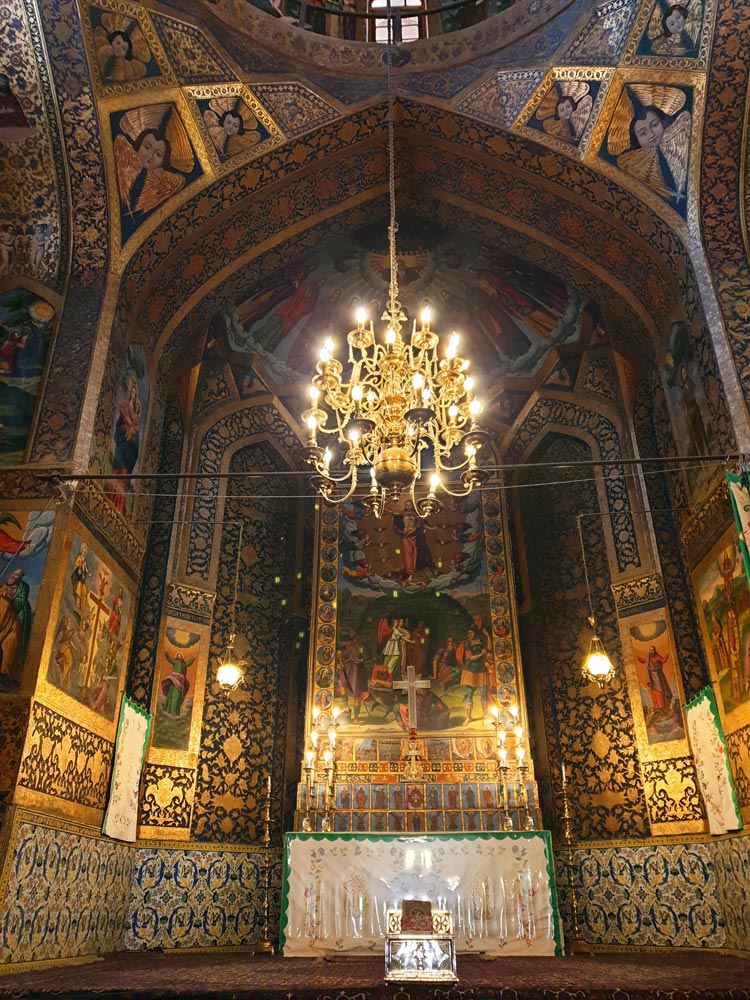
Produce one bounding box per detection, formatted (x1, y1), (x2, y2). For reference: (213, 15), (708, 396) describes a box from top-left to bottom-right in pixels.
(582, 636), (614, 687)
(217, 659), (243, 690)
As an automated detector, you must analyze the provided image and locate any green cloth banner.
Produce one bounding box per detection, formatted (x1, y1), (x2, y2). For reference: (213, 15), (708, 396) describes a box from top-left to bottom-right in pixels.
(726, 469), (750, 588)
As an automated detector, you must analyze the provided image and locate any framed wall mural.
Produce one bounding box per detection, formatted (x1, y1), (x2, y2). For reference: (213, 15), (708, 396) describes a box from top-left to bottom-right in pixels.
(694, 527), (750, 730)
(626, 612), (686, 746)
(106, 343), (149, 518)
(150, 621), (207, 755)
(0, 509), (55, 692)
(46, 533), (132, 724)
(0, 289), (57, 466)
(310, 489), (522, 737)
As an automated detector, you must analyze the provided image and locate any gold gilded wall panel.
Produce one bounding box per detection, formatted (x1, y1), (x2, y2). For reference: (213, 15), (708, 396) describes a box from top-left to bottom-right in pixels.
(680, 480), (731, 570)
(0, 698), (30, 788)
(138, 762), (195, 836)
(15, 702), (113, 816)
(725, 724), (750, 816)
(641, 757), (704, 832)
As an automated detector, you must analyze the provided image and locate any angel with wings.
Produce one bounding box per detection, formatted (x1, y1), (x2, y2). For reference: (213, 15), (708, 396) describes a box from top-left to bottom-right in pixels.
(94, 12), (152, 83)
(647, 0), (702, 57)
(114, 104), (194, 220)
(203, 97), (262, 161)
(607, 84), (691, 209)
(536, 80), (593, 144)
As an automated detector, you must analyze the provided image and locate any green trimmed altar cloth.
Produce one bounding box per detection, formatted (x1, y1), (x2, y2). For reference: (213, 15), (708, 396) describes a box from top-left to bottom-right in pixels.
(280, 831), (563, 957)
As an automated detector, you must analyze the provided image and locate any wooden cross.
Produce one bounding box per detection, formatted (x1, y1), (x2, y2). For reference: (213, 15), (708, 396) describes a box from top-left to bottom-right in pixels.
(393, 664), (431, 732)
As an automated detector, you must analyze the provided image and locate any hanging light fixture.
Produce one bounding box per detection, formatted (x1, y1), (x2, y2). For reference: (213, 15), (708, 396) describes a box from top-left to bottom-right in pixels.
(216, 523), (247, 692)
(300, 2), (488, 520)
(577, 514), (615, 688)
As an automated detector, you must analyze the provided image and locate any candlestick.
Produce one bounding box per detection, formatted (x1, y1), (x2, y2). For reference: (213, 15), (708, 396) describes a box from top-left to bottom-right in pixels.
(560, 771), (591, 956)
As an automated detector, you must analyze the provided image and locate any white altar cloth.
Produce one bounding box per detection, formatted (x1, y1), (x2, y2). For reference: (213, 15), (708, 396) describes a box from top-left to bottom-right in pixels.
(280, 831), (563, 956)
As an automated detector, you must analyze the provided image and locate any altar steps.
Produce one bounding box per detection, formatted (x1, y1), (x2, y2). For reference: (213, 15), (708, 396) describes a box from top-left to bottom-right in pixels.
(1, 951), (749, 999)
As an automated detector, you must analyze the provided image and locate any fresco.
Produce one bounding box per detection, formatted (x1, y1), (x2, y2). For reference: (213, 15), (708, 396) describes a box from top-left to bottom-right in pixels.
(90, 7), (160, 85)
(227, 220), (584, 389)
(601, 82), (693, 217)
(330, 493), (507, 734)
(664, 319), (716, 500)
(0, 510), (55, 691)
(47, 534), (132, 720)
(525, 78), (601, 150)
(634, 0), (704, 59)
(151, 624), (201, 752)
(197, 95), (271, 164)
(106, 343), (149, 518)
(111, 103), (202, 244)
(695, 530), (750, 721)
(628, 617), (685, 744)
(0, 289), (56, 465)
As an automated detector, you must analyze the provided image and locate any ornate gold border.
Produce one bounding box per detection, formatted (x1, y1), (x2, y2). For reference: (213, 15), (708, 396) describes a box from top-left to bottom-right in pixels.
(513, 66), (615, 160)
(583, 68), (706, 236)
(691, 522), (750, 735)
(620, 0), (716, 71)
(98, 87), (215, 272)
(147, 612), (211, 765)
(616, 603), (690, 762)
(32, 510), (136, 742)
(183, 82), (285, 177)
(79, 0), (177, 99)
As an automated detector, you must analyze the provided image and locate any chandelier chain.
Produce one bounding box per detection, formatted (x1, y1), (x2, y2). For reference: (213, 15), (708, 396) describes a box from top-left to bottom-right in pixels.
(385, 0), (399, 326)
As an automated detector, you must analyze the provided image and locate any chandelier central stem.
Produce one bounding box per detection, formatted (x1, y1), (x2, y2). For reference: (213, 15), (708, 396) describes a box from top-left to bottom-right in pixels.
(386, 0), (399, 329)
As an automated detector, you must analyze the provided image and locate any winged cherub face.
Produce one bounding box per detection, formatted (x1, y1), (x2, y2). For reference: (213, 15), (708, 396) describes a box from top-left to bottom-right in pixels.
(223, 113), (241, 137)
(138, 132), (167, 169)
(109, 32), (131, 59)
(664, 6), (686, 35)
(633, 109), (664, 149)
(557, 97), (576, 121)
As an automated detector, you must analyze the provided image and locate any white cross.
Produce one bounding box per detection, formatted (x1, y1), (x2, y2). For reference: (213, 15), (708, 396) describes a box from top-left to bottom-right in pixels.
(393, 664), (431, 731)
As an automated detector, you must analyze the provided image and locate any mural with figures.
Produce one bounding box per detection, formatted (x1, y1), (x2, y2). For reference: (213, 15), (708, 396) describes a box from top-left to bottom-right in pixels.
(227, 219), (585, 397)
(321, 492), (517, 735)
(47, 535), (132, 720)
(628, 616), (685, 744)
(106, 344), (149, 518)
(0, 510), (55, 691)
(0, 289), (57, 466)
(151, 624), (202, 752)
(695, 529), (750, 722)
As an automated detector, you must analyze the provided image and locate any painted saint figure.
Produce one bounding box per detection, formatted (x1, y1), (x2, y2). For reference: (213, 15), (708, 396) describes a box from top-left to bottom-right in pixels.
(161, 651), (195, 716)
(70, 542), (90, 613)
(392, 504), (435, 583)
(0, 569), (32, 686)
(458, 625), (489, 723)
(638, 645), (673, 716)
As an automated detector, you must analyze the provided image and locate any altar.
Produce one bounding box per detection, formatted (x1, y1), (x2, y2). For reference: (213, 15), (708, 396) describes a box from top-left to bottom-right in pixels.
(279, 831), (563, 957)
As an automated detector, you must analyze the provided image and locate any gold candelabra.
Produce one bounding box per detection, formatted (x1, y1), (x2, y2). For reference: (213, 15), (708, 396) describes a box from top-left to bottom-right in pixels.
(251, 774), (276, 955)
(560, 765), (591, 956)
(489, 703), (535, 831)
(301, 707), (338, 832)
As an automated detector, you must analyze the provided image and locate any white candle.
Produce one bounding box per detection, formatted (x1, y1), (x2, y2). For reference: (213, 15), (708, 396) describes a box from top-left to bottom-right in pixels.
(267, 774), (272, 797)
(561, 764), (567, 784)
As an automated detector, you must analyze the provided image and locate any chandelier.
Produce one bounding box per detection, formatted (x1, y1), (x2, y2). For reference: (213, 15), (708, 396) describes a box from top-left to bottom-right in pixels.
(300, 6), (488, 520)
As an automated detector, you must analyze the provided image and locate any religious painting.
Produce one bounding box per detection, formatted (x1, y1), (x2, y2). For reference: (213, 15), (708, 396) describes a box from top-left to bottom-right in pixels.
(111, 103), (202, 244)
(193, 91), (278, 168)
(0, 509), (55, 692)
(226, 221), (584, 390)
(529, 80), (598, 148)
(90, 8), (160, 85)
(694, 528), (750, 726)
(634, 0), (704, 59)
(47, 534), (132, 721)
(0, 73), (33, 142)
(600, 82), (693, 217)
(151, 625), (202, 752)
(332, 494), (495, 734)
(664, 320), (718, 502)
(106, 343), (149, 518)
(0, 289), (57, 466)
(627, 616), (685, 745)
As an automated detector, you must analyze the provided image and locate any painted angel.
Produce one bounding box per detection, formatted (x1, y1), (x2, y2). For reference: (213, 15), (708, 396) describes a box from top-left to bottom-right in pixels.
(537, 80), (593, 144)
(93, 12), (152, 83)
(203, 96), (262, 160)
(647, 0), (702, 57)
(114, 103), (194, 219)
(608, 84), (691, 208)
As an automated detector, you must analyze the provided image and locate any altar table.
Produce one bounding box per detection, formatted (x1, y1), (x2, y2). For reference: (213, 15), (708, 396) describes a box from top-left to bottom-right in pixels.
(279, 831), (563, 957)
